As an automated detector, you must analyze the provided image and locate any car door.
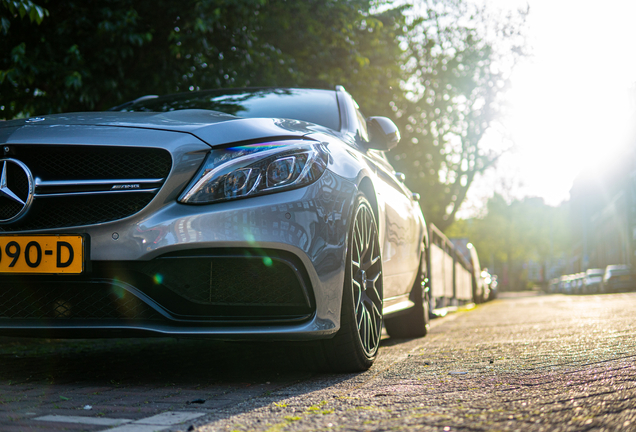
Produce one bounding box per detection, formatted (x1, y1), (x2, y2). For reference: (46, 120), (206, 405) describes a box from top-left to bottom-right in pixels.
(343, 92), (422, 299)
(367, 151), (421, 299)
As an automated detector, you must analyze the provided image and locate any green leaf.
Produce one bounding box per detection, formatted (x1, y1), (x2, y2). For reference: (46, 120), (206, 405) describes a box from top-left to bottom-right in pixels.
(1, 0), (48, 24)
(64, 71), (82, 90)
(1, 16), (10, 34)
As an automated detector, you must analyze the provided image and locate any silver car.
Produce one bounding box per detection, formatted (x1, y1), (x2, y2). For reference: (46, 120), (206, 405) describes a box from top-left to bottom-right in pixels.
(0, 86), (428, 371)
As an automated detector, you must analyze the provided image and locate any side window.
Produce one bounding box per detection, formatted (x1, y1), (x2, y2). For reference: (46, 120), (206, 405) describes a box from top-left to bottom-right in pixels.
(350, 97), (369, 142)
(355, 108), (369, 142)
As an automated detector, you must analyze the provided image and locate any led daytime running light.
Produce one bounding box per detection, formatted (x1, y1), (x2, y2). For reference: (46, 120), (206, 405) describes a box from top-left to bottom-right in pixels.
(179, 140), (327, 204)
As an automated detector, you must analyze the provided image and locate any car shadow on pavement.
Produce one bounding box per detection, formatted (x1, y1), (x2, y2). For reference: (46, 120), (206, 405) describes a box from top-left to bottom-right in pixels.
(0, 331), (434, 431)
(0, 337), (322, 384)
(0, 336), (381, 425)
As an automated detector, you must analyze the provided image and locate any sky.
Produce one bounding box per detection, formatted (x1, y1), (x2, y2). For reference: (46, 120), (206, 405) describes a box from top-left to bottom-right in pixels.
(458, 0), (636, 217)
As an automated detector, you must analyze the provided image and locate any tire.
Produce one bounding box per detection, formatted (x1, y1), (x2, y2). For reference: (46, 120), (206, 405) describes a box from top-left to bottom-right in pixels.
(384, 245), (430, 339)
(309, 193), (384, 372)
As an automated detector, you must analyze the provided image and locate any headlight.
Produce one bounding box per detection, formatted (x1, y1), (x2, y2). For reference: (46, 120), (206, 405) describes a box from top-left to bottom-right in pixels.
(179, 140), (328, 204)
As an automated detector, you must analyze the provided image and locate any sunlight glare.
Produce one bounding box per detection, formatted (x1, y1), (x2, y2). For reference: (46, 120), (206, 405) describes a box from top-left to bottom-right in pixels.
(462, 0), (636, 213)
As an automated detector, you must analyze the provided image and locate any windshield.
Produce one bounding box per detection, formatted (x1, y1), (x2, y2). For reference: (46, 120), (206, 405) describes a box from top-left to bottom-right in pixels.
(609, 269), (632, 277)
(121, 88), (341, 131)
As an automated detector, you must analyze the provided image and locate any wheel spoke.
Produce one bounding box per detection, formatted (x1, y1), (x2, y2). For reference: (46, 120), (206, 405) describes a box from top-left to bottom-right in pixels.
(353, 282), (362, 315)
(356, 301), (365, 331)
(367, 212), (373, 245)
(367, 274), (382, 304)
(365, 309), (371, 342)
(358, 221), (379, 271)
(370, 315), (378, 346)
(361, 209), (368, 251)
(357, 232), (366, 263)
(354, 224), (363, 255)
(372, 302), (382, 323)
(365, 309), (372, 351)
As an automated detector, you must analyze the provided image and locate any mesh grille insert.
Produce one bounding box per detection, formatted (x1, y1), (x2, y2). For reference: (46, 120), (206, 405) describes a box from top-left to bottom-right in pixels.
(15, 145), (172, 181)
(0, 193), (154, 231)
(0, 199), (23, 220)
(139, 257), (309, 307)
(0, 283), (163, 320)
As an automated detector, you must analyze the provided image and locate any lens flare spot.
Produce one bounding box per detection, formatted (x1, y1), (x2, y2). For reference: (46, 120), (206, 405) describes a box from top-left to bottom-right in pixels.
(111, 282), (125, 299)
(153, 274), (164, 284)
(262, 257), (273, 267)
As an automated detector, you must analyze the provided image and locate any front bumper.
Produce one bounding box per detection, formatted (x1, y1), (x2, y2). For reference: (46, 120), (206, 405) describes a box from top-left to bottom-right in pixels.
(0, 171), (357, 340)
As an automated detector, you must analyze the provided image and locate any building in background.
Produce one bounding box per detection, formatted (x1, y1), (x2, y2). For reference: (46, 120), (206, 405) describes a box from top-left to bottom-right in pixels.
(569, 144), (636, 272)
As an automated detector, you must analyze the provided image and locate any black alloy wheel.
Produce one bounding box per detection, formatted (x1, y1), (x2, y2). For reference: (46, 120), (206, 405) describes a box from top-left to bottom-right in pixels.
(311, 193), (383, 372)
(349, 195), (383, 358)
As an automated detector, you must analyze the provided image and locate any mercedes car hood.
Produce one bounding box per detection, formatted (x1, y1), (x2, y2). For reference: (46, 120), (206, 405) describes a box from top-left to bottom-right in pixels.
(0, 110), (333, 147)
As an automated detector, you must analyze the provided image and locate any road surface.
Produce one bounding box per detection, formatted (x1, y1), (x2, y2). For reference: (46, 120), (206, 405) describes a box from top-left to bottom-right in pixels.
(1, 292), (635, 431)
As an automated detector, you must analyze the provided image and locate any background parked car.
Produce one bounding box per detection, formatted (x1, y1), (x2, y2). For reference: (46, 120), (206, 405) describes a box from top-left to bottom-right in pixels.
(573, 272), (585, 294)
(583, 268), (604, 294)
(602, 265), (636, 293)
(559, 275), (573, 294)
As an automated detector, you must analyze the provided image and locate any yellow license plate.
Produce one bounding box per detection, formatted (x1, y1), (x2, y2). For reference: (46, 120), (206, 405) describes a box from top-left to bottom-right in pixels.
(0, 235), (84, 274)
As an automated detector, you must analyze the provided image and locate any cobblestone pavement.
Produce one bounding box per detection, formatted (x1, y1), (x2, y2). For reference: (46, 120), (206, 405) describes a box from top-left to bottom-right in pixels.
(1, 292), (636, 432)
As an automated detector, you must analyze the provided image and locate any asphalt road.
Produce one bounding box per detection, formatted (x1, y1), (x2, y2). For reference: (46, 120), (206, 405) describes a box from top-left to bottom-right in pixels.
(1, 292), (636, 432)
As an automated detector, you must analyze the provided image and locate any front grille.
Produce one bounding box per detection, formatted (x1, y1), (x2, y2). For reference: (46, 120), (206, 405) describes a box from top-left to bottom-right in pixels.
(0, 194), (154, 231)
(0, 145), (172, 230)
(14, 145), (172, 180)
(138, 257), (310, 307)
(0, 282), (163, 320)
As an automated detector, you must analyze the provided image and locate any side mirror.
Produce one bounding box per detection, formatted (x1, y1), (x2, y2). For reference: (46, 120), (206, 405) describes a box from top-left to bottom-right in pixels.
(366, 116), (400, 151)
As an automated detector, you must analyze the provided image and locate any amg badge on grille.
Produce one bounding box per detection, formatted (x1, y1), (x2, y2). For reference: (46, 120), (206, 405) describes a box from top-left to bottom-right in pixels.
(111, 184), (141, 190)
(0, 159), (34, 223)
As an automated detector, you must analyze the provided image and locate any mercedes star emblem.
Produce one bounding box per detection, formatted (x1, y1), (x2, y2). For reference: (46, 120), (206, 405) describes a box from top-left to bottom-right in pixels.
(0, 158), (34, 223)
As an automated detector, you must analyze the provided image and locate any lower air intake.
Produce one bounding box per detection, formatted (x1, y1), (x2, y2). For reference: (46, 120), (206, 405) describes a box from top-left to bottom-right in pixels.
(0, 282), (162, 320)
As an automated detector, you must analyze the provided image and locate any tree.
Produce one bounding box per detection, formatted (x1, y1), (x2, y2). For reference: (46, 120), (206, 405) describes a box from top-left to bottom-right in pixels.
(0, 0), (404, 118)
(446, 194), (572, 290)
(391, 0), (527, 230)
(1, 0), (527, 230)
